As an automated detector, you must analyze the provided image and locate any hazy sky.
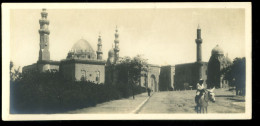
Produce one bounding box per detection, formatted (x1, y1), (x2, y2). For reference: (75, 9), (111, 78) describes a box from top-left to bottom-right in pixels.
(10, 8), (245, 68)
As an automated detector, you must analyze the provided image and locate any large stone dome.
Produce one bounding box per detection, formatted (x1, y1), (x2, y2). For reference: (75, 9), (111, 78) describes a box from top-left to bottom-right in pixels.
(67, 39), (96, 60)
(211, 45), (224, 55)
(71, 39), (95, 53)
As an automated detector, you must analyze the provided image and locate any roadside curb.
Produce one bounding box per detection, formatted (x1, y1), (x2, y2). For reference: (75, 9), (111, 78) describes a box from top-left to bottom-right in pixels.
(131, 92), (154, 114)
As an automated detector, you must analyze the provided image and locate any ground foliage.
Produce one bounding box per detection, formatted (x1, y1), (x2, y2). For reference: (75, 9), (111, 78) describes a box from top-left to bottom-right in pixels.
(10, 60), (146, 114)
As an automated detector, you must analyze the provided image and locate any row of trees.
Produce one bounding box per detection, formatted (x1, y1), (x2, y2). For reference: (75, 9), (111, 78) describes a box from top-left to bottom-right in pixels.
(10, 55), (148, 114)
(221, 57), (246, 96)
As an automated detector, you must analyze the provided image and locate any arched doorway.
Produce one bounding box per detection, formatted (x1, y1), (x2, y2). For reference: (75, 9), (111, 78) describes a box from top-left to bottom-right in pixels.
(150, 75), (157, 92)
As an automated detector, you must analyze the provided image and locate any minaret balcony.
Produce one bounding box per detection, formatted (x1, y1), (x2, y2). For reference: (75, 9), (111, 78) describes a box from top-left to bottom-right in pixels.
(114, 48), (120, 51)
(39, 19), (50, 25)
(114, 40), (119, 43)
(195, 39), (202, 43)
(41, 12), (48, 17)
(39, 29), (50, 34)
(96, 51), (103, 54)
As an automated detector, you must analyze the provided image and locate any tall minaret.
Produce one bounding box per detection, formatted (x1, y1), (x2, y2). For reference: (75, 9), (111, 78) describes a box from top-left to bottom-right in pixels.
(195, 24), (202, 62)
(114, 26), (120, 63)
(96, 33), (103, 60)
(195, 24), (203, 80)
(38, 8), (50, 61)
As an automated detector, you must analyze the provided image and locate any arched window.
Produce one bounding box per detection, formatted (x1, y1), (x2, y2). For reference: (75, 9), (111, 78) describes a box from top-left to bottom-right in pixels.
(81, 70), (86, 81)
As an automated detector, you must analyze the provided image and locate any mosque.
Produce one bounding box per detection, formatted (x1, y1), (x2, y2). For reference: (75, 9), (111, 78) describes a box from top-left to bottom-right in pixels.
(22, 9), (232, 91)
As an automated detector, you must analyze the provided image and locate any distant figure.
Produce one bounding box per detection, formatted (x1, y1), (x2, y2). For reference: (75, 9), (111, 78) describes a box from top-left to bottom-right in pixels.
(147, 88), (151, 96)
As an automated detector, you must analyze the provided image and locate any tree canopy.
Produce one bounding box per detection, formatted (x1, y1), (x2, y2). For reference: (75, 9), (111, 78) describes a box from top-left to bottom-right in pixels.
(221, 57), (246, 95)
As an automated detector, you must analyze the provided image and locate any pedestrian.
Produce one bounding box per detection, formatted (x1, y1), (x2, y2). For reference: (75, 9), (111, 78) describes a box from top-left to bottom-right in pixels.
(147, 88), (151, 96)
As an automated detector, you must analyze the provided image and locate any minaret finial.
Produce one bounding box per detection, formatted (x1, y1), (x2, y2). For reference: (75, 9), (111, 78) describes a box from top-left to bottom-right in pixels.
(116, 25), (118, 32)
(197, 24), (200, 29)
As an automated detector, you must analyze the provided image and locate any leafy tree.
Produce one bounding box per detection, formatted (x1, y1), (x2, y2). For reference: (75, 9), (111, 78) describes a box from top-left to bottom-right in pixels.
(222, 57), (246, 96)
(10, 61), (22, 82)
(116, 55), (148, 99)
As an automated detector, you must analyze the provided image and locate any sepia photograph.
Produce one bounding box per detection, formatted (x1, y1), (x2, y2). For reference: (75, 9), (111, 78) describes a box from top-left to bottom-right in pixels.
(2, 3), (251, 120)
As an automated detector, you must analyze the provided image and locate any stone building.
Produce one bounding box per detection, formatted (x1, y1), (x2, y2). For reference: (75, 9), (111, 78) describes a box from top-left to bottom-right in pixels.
(22, 9), (232, 92)
(23, 9), (60, 73)
(105, 27), (122, 85)
(23, 9), (162, 91)
(159, 65), (175, 91)
(174, 25), (208, 90)
(207, 45), (232, 88)
(174, 62), (208, 90)
(139, 64), (161, 92)
(23, 9), (106, 83)
(104, 27), (161, 92)
(59, 38), (106, 83)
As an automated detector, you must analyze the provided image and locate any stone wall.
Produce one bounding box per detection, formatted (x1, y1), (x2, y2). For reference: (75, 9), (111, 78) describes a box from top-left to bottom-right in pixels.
(60, 59), (106, 83)
(159, 65), (175, 91)
(174, 62), (207, 90)
(75, 63), (105, 83)
(147, 65), (160, 92)
(22, 60), (60, 73)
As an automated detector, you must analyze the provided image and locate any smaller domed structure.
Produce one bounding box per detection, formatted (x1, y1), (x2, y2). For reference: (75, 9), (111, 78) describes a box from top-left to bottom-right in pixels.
(108, 48), (115, 57)
(106, 48), (115, 65)
(211, 45), (224, 55)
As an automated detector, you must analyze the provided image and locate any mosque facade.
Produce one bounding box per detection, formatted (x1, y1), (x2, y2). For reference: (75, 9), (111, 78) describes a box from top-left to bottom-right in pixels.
(174, 25), (232, 90)
(22, 9), (161, 91)
(22, 9), (232, 92)
(174, 25), (208, 90)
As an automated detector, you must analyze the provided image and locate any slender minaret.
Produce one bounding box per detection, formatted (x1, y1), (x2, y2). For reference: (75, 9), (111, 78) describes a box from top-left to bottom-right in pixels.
(195, 24), (202, 62)
(96, 33), (103, 60)
(38, 8), (50, 61)
(114, 26), (120, 63)
(195, 24), (203, 79)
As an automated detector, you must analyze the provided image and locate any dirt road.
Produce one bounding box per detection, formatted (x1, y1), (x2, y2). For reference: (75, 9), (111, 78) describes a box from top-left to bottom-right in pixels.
(138, 89), (245, 113)
(67, 89), (245, 114)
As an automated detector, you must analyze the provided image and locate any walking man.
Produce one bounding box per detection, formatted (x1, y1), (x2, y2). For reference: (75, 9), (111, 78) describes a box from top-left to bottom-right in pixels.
(147, 88), (151, 96)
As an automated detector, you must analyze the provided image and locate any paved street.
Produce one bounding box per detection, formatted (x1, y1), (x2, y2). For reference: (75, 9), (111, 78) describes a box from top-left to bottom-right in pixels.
(67, 89), (245, 114)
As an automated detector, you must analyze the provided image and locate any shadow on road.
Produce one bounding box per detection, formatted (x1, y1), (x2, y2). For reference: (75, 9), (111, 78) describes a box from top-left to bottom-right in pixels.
(215, 95), (235, 97)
